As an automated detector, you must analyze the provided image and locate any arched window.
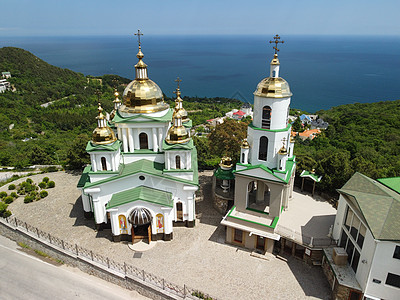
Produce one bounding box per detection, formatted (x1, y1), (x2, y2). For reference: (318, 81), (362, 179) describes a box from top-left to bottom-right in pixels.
(262, 106), (272, 129)
(246, 180), (270, 213)
(242, 153), (245, 164)
(176, 155), (181, 169)
(101, 157), (107, 171)
(139, 132), (148, 149)
(258, 137), (268, 161)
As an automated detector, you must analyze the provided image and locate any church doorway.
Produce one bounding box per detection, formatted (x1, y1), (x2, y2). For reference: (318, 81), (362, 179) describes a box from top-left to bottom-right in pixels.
(176, 202), (183, 221)
(129, 207), (152, 244)
(256, 235), (266, 252)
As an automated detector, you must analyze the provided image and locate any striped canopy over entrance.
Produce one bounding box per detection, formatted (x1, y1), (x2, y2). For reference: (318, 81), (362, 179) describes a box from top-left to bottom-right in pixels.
(129, 207), (152, 225)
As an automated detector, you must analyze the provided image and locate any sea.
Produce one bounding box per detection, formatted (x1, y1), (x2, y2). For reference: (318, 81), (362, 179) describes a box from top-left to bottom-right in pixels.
(1, 35), (400, 112)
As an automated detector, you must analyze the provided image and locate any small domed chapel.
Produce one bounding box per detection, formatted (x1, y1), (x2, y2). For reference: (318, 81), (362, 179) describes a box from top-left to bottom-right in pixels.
(77, 33), (198, 243)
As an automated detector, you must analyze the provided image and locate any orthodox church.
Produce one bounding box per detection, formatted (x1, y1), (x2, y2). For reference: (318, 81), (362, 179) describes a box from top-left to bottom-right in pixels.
(221, 36), (296, 253)
(77, 36), (198, 243)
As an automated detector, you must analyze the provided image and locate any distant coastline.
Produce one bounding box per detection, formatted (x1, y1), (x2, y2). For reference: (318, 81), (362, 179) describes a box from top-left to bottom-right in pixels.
(1, 35), (400, 112)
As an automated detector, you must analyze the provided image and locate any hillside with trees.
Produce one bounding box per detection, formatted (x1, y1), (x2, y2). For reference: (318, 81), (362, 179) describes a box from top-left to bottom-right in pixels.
(0, 47), (243, 169)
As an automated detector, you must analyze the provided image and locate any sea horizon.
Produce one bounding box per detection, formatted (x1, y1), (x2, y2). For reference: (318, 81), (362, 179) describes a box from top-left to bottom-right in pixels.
(1, 34), (400, 112)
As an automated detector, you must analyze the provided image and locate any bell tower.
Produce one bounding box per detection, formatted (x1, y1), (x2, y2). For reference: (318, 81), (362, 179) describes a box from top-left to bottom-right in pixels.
(248, 34), (292, 170)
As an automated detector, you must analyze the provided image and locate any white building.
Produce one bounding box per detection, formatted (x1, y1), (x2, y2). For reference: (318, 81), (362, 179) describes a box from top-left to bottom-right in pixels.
(221, 37), (296, 253)
(323, 172), (400, 300)
(77, 40), (198, 243)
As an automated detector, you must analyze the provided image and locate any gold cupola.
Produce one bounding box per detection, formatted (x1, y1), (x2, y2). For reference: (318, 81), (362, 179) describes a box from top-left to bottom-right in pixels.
(241, 138), (250, 149)
(254, 35), (292, 99)
(166, 104), (190, 144)
(172, 79), (189, 123)
(110, 88), (122, 120)
(120, 32), (169, 114)
(92, 103), (117, 145)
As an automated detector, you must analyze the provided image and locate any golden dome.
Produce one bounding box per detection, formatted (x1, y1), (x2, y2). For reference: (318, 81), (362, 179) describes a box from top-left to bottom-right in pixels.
(219, 156), (233, 168)
(92, 126), (117, 145)
(254, 77), (292, 98)
(120, 46), (169, 114)
(278, 145), (287, 155)
(166, 125), (190, 144)
(110, 88), (122, 120)
(92, 103), (117, 145)
(121, 78), (169, 113)
(241, 138), (250, 149)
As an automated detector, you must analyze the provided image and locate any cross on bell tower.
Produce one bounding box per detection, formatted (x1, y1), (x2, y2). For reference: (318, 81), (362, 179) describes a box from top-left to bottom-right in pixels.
(134, 29), (143, 48)
(269, 34), (284, 54)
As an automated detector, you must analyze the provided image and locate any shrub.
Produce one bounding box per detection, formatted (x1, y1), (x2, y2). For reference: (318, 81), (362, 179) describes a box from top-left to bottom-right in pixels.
(42, 177), (50, 183)
(40, 190), (48, 198)
(26, 178), (33, 184)
(24, 195), (35, 203)
(0, 202), (11, 218)
(8, 184), (16, 190)
(47, 181), (55, 188)
(0, 191), (7, 199)
(45, 166), (58, 172)
(10, 192), (18, 198)
(4, 196), (13, 204)
(38, 182), (46, 189)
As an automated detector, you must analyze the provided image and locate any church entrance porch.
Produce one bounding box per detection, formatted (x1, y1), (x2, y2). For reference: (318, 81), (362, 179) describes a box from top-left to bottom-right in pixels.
(129, 207), (152, 244)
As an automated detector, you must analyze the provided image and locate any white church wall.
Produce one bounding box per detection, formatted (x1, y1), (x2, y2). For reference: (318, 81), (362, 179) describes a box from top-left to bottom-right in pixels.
(248, 127), (290, 169)
(123, 153), (165, 164)
(85, 172), (197, 225)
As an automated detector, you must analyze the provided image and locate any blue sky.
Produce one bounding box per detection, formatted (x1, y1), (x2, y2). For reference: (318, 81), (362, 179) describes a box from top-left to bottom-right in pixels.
(1, 0), (400, 36)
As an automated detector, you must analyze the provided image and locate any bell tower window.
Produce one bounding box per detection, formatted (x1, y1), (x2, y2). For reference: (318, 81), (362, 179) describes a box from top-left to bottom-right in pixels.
(262, 106), (271, 129)
(176, 155), (181, 169)
(258, 137), (268, 161)
(101, 157), (107, 171)
(139, 133), (148, 149)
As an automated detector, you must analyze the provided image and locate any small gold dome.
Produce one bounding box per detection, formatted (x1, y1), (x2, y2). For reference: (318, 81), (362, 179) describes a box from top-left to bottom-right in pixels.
(219, 156), (233, 169)
(278, 145), (287, 155)
(92, 126), (117, 145)
(92, 103), (117, 145)
(254, 77), (292, 98)
(166, 125), (190, 144)
(120, 79), (169, 113)
(241, 138), (250, 149)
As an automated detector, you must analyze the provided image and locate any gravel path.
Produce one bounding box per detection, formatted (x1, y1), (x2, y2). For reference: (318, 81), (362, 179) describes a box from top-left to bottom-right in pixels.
(3, 171), (331, 300)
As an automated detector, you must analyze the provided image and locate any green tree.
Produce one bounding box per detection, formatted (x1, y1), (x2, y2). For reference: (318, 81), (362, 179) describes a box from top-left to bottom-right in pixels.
(65, 134), (90, 170)
(208, 119), (247, 164)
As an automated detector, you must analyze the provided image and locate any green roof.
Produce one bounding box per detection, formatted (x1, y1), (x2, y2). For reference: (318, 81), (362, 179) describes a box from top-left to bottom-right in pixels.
(162, 139), (195, 151)
(77, 165), (91, 188)
(338, 172), (400, 241)
(300, 170), (322, 182)
(106, 185), (173, 209)
(235, 158), (296, 184)
(83, 157), (198, 189)
(377, 177), (400, 194)
(86, 140), (121, 152)
(248, 122), (291, 133)
(214, 166), (235, 180)
(112, 108), (173, 123)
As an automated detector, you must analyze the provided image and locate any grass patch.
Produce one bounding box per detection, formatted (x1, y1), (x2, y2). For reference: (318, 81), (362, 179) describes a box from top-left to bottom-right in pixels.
(17, 241), (30, 249)
(17, 242), (64, 265)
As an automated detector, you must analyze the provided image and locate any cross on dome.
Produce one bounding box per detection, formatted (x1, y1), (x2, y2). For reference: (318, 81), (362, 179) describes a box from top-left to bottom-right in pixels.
(269, 34), (284, 54)
(134, 29), (144, 48)
(174, 77), (182, 98)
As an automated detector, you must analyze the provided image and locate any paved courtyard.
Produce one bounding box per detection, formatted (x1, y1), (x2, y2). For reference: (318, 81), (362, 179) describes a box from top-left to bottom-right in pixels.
(3, 171), (332, 299)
